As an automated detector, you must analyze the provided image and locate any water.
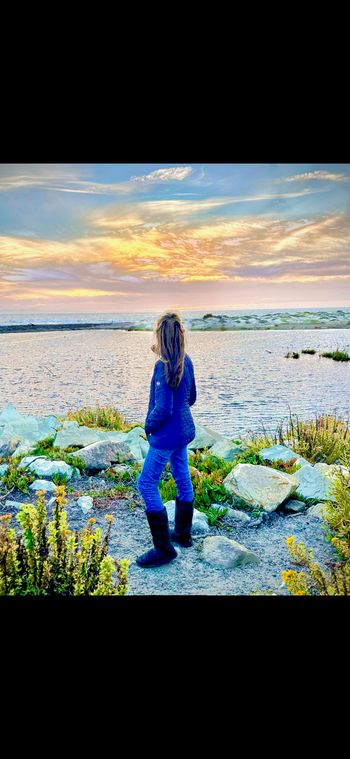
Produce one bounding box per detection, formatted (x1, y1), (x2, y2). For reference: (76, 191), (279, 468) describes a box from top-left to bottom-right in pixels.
(0, 327), (349, 437)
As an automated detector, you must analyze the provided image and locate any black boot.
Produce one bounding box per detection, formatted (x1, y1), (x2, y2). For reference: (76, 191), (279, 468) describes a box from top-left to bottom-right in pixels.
(136, 508), (178, 568)
(170, 495), (194, 547)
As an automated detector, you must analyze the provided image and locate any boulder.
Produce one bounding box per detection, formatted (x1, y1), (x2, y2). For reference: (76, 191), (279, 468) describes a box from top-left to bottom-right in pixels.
(54, 421), (126, 449)
(77, 495), (94, 514)
(258, 444), (308, 466)
(0, 463), (9, 476)
(164, 499), (210, 535)
(294, 463), (336, 502)
(307, 502), (327, 520)
(0, 433), (21, 457)
(76, 440), (137, 470)
(18, 456), (73, 480)
(282, 499), (306, 513)
(202, 536), (260, 569)
(223, 463), (298, 512)
(212, 503), (251, 522)
(0, 403), (24, 426)
(208, 439), (245, 461)
(314, 462), (350, 481)
(29, 479), (57, 493)
(11, 442), (33, 458)
(5, 500), (29, 509)
(187, 423), (225, 451)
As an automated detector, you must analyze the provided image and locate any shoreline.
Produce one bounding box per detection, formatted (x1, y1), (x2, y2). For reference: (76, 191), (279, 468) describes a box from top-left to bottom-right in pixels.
(1, 322), (350, 335)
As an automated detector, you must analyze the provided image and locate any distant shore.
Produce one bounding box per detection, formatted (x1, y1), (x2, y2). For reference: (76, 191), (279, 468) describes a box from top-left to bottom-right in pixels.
(1, 322), (350, 335)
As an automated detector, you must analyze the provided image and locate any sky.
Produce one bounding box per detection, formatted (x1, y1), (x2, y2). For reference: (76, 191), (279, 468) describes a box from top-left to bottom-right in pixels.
(0, 163), (349, 313)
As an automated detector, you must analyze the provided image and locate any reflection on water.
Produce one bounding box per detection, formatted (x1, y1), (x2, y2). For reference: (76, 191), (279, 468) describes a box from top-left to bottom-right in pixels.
(0, 329), (349, 437)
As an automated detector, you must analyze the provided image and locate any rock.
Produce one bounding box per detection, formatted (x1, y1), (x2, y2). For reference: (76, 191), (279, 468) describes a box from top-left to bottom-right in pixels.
(164, 500), (210, 534)
(76, 440), (137, 470)
(11, 442), (33, 458)
(307, 502), (327, 520)
(282, 499), (306, 513)
(0, 464), (9, 476)
(314, 462), (350, 481)
(202, 536), (260, 568)
(258, 444), (308, 466)
(212, 504), (251, 522)
(18, 456), (73, 480)
(187, 423), (225, 451)
(5, 500), (29, 509)
(0, 403), (23, 425)
(208, 439), (245, 461)
(223, 463), (298, 512)
(77, 495), (94, 514)
(47, 496), (57, 506)
(54, 420), (127, 449)
(0, 433), (21, 457)
(114, 464), (130, 474)
(294, 463), (336, 502)
(29, 479), (57, 492)
(0, 411), (59, 445)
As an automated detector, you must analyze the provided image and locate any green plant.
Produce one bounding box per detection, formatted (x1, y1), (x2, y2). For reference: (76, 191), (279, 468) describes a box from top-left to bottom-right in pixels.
(51, 473), (70, 486)
(0, 486), (130, 595)
(301, 349), (316, 355)
(292, 352), (300, 359)
(321, 350), (350, 362)
(61, 405), (135, 431)
(281, 469), (350, 595)
(159, 478), (178, 503)
(1, 459), (35, 494)
(31, 437), (87, 471)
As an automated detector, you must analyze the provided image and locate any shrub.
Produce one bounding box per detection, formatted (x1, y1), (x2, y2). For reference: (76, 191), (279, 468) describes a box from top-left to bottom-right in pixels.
(0, 486), (130, 595)
(282, 469), (350, 596)
(31, 437), (87, 471)
(62, 405), (137, 431)
(301, 349), (316, 355)
(321, 350), (349, 362)
(1, 459), (35, 494)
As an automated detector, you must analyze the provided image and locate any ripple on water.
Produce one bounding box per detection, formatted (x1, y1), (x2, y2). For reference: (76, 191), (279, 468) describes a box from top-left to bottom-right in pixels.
(0, 328), (349, 436)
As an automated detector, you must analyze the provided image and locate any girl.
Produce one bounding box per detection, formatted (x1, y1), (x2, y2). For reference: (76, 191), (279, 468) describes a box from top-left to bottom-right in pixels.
(136, 310), (197, 568)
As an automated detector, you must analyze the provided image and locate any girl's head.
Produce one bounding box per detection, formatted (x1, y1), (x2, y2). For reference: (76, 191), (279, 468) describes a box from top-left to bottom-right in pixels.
(151, 310), (187, 389)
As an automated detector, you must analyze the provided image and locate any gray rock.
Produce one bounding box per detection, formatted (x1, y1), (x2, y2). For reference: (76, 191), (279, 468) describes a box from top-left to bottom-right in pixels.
(11, 442), (33, 458)
(77, 440), (138, 470)
(187, 422), (225, 451)
(5, 499), (30, 509)
(294, 463), (336, 502)
(0, 463), (9, 476)
(164, 499), (210, 534)
(208, 439), (245, 461)
(29, 479), (57, 492)
(202, 536), (260, 568)
(77, 495), (94, 514)
(0, 403), (24, 425)
(0, 433), (21, 457)
(306, 502), (328, 520)
(258, 444), (308, 466)
(54, 421), (122, 449)
(18, 455), (73, 480)
(282, 499), (306, 513)
(223, 463), (298, 512)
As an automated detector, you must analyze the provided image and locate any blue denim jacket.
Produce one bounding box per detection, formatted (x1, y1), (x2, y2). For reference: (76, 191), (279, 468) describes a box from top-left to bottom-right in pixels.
(144, 353), (197, 449)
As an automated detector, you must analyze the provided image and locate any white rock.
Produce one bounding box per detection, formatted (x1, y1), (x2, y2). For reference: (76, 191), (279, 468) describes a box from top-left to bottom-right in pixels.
(77, 495), (94, 514)
(18, 456), (73, 480)
(11, 442), (33, 458)
(29, 479), (57, 492)
(212, 503), (251, 522)
(187, 422), (224, 451)
(202, 536), (260, 568)
(0, 464), (9, 476)
(223, 463), (298, 512)
(0, 433), (21, 457)
(54, 423), (126, 449)
(0, 403), (23, 425)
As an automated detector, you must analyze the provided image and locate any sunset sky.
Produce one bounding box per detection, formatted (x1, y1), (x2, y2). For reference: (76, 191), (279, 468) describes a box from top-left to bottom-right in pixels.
(0, 163), (349, 313)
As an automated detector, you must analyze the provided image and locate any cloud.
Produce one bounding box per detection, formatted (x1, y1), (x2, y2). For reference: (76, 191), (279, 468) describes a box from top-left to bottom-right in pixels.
(130, 167), (193, 183)
(284, 170), (347, 183)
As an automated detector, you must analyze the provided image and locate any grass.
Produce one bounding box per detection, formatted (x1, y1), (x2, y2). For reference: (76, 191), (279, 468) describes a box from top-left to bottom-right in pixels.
(246, 410), (350, 467)
(320, 350), (350, 362)
(301, 348), (316, 355)
(61, 404), (142, 431)
(31, 436), (87, 472)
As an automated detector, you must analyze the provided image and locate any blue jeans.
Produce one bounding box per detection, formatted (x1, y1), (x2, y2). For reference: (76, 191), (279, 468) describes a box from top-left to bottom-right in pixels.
(137, 445), (194, 513)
